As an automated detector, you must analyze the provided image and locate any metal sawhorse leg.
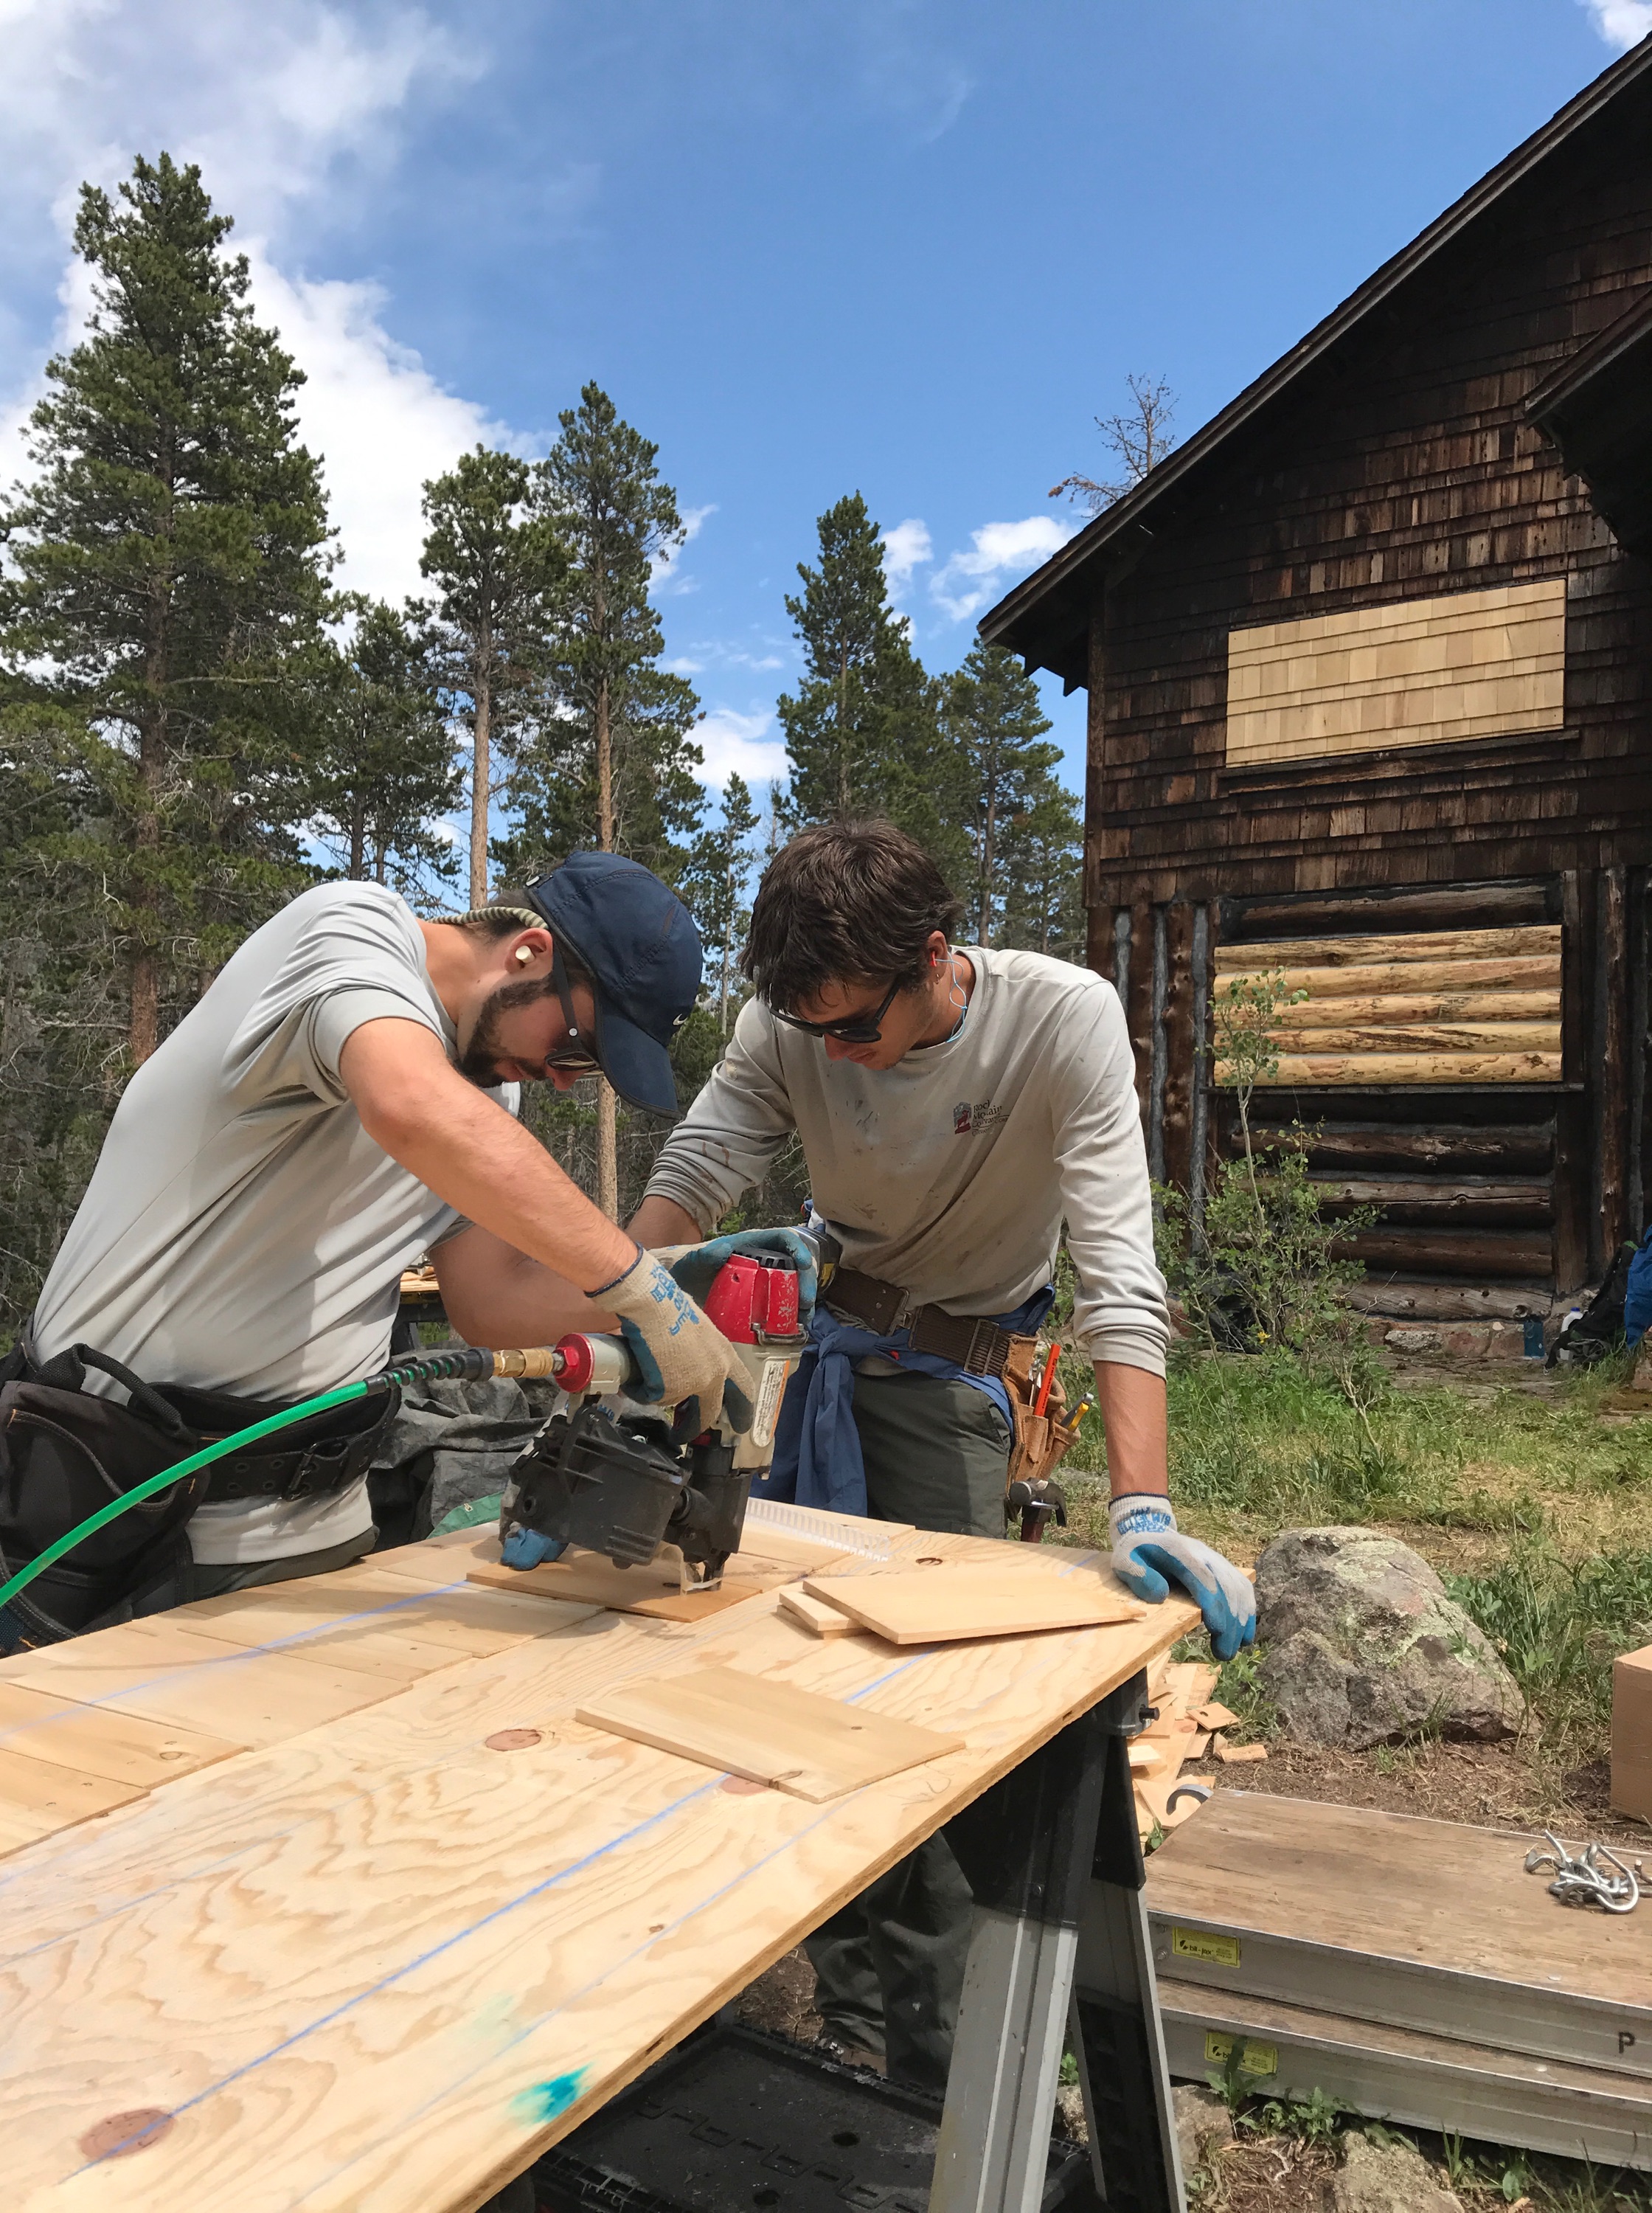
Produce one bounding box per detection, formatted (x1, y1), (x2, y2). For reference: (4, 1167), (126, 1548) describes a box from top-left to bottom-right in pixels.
(929, 1672), (1186, 2213)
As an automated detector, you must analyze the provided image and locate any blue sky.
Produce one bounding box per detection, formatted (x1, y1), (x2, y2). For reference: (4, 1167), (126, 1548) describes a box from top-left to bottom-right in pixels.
(1, 0), (1644, 814)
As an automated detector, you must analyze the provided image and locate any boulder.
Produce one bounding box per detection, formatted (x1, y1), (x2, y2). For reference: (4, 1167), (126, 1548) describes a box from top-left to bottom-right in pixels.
(1170, 2083), (1233, 2176)
(1330, 2131), (1463, 2213)
(1255, 1527), (1522, 1750)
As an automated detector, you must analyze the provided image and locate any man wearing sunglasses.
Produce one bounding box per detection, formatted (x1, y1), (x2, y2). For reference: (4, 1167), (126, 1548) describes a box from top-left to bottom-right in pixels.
(629, 818), (1253, 2090)
(16, 853), (740, 1639)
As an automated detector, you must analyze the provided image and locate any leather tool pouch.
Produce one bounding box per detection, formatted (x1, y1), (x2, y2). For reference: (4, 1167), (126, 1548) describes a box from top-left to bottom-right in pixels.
(0, 1343), (207, 1649)
(1002, 1337), (1079, 1489)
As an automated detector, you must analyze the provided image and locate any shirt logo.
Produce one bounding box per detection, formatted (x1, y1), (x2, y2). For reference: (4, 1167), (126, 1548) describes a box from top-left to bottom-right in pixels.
(954, 1101), (973, 1135)
(954, 1098), (1004, 1137)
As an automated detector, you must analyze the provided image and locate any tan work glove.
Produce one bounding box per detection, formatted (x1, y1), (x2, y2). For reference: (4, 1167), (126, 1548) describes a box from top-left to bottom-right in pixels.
(594, 1246), (738, 1429)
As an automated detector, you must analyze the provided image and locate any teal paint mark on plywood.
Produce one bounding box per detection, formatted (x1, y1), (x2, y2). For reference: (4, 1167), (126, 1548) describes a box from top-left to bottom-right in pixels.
(513, 2065), (589, 2126)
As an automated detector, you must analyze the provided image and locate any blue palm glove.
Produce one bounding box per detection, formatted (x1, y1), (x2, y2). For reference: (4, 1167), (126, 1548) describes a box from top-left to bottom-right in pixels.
(1108, 1495), (1256, 1661)
(665, 1228), (819, 1327)
(500, 1525), (567, 1570)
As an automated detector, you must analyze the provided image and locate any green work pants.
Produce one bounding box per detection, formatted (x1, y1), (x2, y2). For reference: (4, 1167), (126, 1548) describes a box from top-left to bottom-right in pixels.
(805, 1368), (1013, 2088)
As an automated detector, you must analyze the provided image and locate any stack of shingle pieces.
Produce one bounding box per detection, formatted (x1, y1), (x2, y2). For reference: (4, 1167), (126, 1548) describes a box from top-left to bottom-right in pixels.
(1129, 1655), (1232, 1841)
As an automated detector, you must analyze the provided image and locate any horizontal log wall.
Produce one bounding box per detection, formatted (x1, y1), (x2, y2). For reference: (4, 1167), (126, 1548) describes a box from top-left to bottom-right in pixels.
(1213, 925), (1563, 1085)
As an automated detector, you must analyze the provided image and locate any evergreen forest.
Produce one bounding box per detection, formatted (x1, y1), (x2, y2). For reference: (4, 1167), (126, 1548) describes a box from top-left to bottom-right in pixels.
(0, 154), (1082, 1341)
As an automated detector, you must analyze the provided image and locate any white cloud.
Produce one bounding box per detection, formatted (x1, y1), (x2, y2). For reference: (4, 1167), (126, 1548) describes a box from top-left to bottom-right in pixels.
(929, 514), (1080, 623)
(251, 253), (509, 605)
(881, 516), (933, 595)
(1579, 0), (1652, 47)
(653, 501), (717, 595)
(693, 708), (789, 791)
(0, 2), (508, 608)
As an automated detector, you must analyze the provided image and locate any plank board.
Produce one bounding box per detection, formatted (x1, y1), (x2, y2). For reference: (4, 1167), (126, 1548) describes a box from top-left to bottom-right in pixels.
(0, 1525), (1194, 2213)
(1230, 1050), (1564, 1087)
(1145, 1791), (1652, 2079)
(802, 1560), (1145, 1645)
(0, 1746), (149, 1851)
(575, 1663), (965, 1801)
(777, 1587), (858, 1638)
(0, 1683), (242, 1790)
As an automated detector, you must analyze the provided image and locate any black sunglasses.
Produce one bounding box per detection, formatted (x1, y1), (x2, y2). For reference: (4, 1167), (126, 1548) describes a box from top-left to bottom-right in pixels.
(543, 944), (602, 1075)
(773, 975), (903, 1045)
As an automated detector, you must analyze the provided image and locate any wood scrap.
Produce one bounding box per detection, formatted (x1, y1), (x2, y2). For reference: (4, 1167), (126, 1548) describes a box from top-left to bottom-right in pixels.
(777, 1588), (858, 1638)
(1193, 1700), (1240, 1731)
(575, 1664), (963, 1801)
(1134, 1660), (1224, 1839)
(1212, 1739), (1268, 1765)
(801, 1562), (1142, 1646)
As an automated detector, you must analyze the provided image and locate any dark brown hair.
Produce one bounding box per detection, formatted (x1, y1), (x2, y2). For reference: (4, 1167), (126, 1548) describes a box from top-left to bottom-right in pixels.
(743, 820), (965, 1011)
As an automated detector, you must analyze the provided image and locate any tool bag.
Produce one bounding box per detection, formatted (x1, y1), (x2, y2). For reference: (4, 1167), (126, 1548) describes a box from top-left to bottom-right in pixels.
(0, 1344), (397, 1649)
(1001, 1337), (1079, 1489)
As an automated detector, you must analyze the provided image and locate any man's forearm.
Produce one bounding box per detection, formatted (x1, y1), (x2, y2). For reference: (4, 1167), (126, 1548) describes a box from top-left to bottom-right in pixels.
(341, 1019), (636, 1292)
(628, 1194), (705, 1249)
(1092, 1360), (1169, 1500)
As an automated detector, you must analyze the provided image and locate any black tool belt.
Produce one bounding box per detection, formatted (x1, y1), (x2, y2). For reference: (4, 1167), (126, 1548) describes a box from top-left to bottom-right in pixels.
(824, 1267), (1018, 1377)
(153, 1381), (398, 1503)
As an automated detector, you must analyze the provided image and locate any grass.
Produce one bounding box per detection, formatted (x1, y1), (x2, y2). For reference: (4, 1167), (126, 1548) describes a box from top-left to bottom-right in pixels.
(1050, 1342), (1652, 1765)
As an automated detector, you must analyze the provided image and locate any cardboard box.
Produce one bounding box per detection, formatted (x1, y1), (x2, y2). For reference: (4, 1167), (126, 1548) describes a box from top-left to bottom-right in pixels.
(1610, 1644), (1652, 1822)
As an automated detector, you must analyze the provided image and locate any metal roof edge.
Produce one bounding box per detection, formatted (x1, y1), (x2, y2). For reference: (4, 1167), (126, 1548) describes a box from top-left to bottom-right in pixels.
(978, 32), (1652, 659)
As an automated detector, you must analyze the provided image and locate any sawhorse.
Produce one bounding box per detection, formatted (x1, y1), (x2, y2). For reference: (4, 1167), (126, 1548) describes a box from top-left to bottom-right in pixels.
(935, 1672), (1187, 2213)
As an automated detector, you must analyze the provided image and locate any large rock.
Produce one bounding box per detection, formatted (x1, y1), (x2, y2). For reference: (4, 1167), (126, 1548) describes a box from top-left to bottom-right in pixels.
(1330, 2131), (1463, 2212)
(1255, 1528), (1522, 1750)
(1170, 2084), (1233, 2176)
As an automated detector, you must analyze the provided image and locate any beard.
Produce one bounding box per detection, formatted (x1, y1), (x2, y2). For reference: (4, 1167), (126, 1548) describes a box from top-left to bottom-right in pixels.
(456, 971), (559, 1087)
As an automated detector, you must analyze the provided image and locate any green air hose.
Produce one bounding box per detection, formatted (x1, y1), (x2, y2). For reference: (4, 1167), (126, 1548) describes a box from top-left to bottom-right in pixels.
(0, 1347), (498, 1623)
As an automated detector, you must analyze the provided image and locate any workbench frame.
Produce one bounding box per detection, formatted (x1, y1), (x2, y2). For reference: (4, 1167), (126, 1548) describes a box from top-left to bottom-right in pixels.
(934, 1670), (1186, 2213)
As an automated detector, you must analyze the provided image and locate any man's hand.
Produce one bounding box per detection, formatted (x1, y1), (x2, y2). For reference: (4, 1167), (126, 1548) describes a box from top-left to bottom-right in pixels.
(595, 1246), (741, 1430)
(666, 1228), (819, 1327)
(1108, 1495), (1256, 1661)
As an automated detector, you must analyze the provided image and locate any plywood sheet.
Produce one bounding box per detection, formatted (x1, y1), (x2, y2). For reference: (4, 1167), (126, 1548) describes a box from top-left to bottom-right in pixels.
(802, 1561), (1143, 1645)
(1226, 579), (1566, 768)
(0, 1527), (1195, 2213)
(0, 1744), (148, 1852)
(7, 1618), (401, 1747)
(575, 1663), (963, 1801)
(0, 1682), (241, 1790)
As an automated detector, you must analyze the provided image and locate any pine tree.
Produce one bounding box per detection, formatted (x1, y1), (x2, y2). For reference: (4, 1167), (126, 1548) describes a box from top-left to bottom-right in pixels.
(940, 644), (1061, 945)
(999, 785), (1084, 960)
(777, 493), (943, 831)
(415, 447), (565, 909)
(307, 598), (462, 898)
(684, 772), (760, 1034)
(0, 153), (334, 1063)
(505, 383), (704, 1217)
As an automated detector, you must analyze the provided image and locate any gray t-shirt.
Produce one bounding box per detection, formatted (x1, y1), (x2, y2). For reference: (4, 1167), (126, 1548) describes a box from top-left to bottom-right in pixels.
(644, 947), (1168, 1374)
(31, 883), (516, 1565)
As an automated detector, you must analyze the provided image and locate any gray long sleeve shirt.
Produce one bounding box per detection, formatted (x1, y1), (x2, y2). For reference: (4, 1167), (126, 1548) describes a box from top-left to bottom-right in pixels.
(645, 947), (1169, 1374)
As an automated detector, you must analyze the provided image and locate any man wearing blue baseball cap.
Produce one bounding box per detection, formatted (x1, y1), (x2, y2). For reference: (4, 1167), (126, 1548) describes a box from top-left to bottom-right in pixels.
(15, 854), (740, 1643)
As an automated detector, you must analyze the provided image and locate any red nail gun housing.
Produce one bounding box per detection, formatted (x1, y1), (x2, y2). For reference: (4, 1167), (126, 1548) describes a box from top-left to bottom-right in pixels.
(700, 1253), (800, 1343)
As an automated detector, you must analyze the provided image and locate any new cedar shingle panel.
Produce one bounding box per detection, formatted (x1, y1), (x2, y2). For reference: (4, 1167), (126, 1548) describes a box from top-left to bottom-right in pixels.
(1225, 581), (1566, 769)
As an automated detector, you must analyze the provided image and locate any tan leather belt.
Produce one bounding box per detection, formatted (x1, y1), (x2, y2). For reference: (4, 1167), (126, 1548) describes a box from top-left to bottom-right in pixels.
(824, 1267), (1018, 1377)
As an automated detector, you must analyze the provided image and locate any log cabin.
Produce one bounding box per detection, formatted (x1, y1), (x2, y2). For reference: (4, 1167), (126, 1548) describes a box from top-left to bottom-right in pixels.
(981, 37), (1652, 1322)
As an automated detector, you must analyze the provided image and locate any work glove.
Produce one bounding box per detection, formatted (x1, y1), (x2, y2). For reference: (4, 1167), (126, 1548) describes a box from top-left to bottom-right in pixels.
(591, 1245), (740, 1431)
(1108, 1494), (1256, 1662)
(665, 1227), (819, 1326)
(499, 1523), (567, 1571)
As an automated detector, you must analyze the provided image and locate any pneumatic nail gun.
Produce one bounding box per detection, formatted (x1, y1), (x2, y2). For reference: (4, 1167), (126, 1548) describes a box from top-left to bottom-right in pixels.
(496, 1244), (812, 1594)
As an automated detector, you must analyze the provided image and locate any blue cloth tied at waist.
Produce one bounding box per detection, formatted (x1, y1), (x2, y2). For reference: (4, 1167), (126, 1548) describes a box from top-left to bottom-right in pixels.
(755, 1284), (1056, 1517)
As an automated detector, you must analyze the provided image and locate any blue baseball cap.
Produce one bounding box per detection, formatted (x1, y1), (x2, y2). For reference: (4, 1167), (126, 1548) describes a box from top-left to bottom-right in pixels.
(515, 853), (703, 1117)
